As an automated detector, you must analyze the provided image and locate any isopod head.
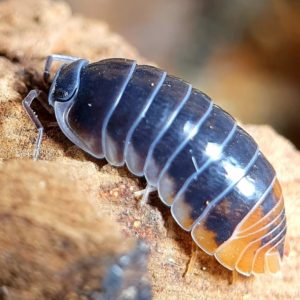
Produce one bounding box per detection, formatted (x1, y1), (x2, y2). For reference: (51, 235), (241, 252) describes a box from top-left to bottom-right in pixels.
(48, 59), (88, 106)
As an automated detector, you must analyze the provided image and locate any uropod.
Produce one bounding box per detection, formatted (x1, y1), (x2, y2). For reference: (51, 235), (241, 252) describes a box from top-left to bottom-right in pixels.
(23, 54), (289, 276)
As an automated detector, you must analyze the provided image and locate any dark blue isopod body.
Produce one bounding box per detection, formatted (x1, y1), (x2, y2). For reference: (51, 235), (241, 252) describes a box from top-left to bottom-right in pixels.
(30, 55), (288, 276)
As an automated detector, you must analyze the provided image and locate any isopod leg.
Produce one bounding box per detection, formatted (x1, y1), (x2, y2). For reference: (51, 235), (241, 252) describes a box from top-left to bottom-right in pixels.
(44, 54), (81, 83)
(34, 89), (54, 115)
(22, 90), (44, 160)
(183, 242), (198, 277)
(134, 184), (157, 206)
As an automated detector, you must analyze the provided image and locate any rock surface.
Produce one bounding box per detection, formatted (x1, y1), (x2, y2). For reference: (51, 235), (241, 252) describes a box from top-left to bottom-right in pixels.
(0, 0), (299, 299)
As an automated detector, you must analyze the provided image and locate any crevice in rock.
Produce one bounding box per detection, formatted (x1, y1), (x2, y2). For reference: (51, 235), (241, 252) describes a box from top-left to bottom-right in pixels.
(0, 51), (20, 64)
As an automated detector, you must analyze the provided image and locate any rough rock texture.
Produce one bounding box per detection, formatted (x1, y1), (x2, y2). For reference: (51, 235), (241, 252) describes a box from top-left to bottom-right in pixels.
(0, 0), (299, 299)
(0, 160), (136, 299)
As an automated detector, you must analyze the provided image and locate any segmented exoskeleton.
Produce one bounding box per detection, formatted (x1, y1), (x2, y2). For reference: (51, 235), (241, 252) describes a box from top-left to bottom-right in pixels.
(23, 55), (289, 276)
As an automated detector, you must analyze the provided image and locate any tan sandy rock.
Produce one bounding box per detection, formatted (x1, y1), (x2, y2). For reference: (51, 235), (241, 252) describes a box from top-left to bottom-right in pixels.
(0, 0), (299, 299)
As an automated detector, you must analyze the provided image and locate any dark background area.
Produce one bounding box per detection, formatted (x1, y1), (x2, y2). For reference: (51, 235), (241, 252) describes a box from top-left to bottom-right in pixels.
(67, 0), (300, 148)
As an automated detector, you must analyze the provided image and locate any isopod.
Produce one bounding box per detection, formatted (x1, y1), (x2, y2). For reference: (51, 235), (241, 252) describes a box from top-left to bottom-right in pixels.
(23, 54), (289, 276)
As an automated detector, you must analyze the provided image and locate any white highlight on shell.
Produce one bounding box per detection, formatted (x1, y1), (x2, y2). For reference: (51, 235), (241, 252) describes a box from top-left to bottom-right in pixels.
(205, 143), (222, 161)
(222, 160), (245, 182)
(236, 177), (256, 197)
(183, 120), (198, 138)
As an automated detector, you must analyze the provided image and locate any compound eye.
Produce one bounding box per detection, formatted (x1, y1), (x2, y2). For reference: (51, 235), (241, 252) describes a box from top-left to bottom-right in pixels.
(53, 87), (71, 100)
(49, 59), (88, 104)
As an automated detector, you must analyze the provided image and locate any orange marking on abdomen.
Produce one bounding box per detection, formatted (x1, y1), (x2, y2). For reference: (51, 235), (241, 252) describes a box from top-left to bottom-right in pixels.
(265, 236), (286, 274)
(171, 197), (195, 230)
(237, 216), (286, 274)
(237, 179), (282, 233)
(238, 199), (284, 237)
(252, 227), (286, 274)
(215, 212), (282, 270)
(273, 179), (283, 199)
(191, 223), (219, 255)
(266, 251), (281, 273)
(236, 239), (262, 275)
